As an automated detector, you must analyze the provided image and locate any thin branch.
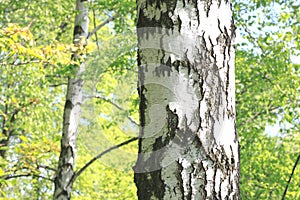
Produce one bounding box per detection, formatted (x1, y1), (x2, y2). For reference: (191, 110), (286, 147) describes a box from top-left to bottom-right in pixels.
(238, 106), (280, 127)
(49, 83), (68, 87)
(0, 173), (53, 182)
(87, 15), (115, 39)
(282, 154), (300, 200)
(67, 136), (138, 187)
(36, 164), (56, 172)
(92, 7), (100, 53)
(55, 16), (70, 41)
(242, 24), (266, 55)
(0, 60), (41, 66)
(88, 94), (139, 126)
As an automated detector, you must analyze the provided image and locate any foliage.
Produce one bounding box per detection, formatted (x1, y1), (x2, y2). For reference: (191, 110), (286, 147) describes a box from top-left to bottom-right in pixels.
(0, 0), (299, 199)
(234, 0), (300, 199)
(0, 23), (69, 198)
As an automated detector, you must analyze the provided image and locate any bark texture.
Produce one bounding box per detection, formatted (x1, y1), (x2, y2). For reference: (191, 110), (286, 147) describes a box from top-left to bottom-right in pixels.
(53, 1), (89, 199)
(134, 0), (240, 199)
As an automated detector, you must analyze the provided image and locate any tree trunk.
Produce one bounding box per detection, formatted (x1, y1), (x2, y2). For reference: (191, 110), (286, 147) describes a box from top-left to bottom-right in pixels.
(53, 0), (89, 199)
(134, 0), (240, 199)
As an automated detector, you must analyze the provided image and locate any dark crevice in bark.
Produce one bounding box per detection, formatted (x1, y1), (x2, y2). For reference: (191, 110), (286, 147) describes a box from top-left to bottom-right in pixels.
(187, 166), (193, 200)
(199, 161), (208, 198)
(178, 15), (182, 32)
(138, 51), (146, 129)
(208, 36), (216, 59)
(226, 61), (231, 116)
(137, 51), (146, 160)
(230, 145), (235, 166)
(217, 0), (222, 7)
(194, 0), (200, 26)
(211, 166), (217, 197)
(172, 60), (180, 72)
(182, 0), (186, 7)
(222, 26), (232, 113)
(218, 19), (223, 34)
(204, 0), (212, 17)
(218, 174), (222, 199)
(176, 160), (185, 200)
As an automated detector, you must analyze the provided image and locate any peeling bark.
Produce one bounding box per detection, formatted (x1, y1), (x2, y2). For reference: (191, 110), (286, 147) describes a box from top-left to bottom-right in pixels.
(134, 0), (240, 199)
(53, 1), (89, 199)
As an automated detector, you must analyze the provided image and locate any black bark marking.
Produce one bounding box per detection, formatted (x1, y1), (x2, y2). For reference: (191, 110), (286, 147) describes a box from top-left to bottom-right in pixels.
(200, 161), (208, 198)
(154, 64), (170, 77)
(208, 36), (216, 59)
(137, 52), (147, 155)
(217, 0), (222, 8)
(159, 105), (179, 146)
(172, 60), (180, 71)
(178, 15), (182, 32)
(187, 165), (193, 200)
(225, 62), (230, 114)
(176, 160), (185, 200)
(74, 25), (85, 36)
(218, 19), (223, 33)
(137, 0), (177, 30)
(134, 170), (165, 200)
(204, 0), (213, 17)
(194, 0), (200, 27)
(64, 100), (73, 110)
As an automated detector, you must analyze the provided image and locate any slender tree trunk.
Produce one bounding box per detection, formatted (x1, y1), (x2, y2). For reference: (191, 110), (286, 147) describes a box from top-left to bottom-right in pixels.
(53, 1), (89, 199)
(134, 0), (240, 199)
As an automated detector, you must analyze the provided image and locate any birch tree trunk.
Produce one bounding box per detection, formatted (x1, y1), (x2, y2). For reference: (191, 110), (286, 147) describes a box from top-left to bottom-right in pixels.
(134, 0), (240, 199)
(53, 0), (89, 199)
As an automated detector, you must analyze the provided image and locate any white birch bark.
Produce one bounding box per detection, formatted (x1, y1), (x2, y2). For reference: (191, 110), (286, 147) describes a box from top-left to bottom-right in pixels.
(134, 0), (240, 199)
(53, 0), (89, 199)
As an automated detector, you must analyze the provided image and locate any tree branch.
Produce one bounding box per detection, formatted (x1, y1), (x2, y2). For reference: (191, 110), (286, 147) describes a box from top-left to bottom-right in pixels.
(238, 106), (280, 127)
(67, 136), (138, 187)
(242, 24), (266, 55)
(0, 60), (41, 66)
(87, 15), (115, 39)
(36, 164), (56, 172)
(0, 173), (53, 182)
(49, 83), (68, 87)
(282, 154), (300, 200)
(87, 94), (139, 126)
(92, 7), (100, 53)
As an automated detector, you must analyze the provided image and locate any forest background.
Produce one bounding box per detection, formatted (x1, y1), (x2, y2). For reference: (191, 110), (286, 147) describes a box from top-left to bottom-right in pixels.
(0, 0), (299, 199)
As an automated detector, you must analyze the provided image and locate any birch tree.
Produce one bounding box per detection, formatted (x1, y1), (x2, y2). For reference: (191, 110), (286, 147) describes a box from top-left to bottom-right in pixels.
(134, 0), (240, 199)
(53, 0), (89, 199)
